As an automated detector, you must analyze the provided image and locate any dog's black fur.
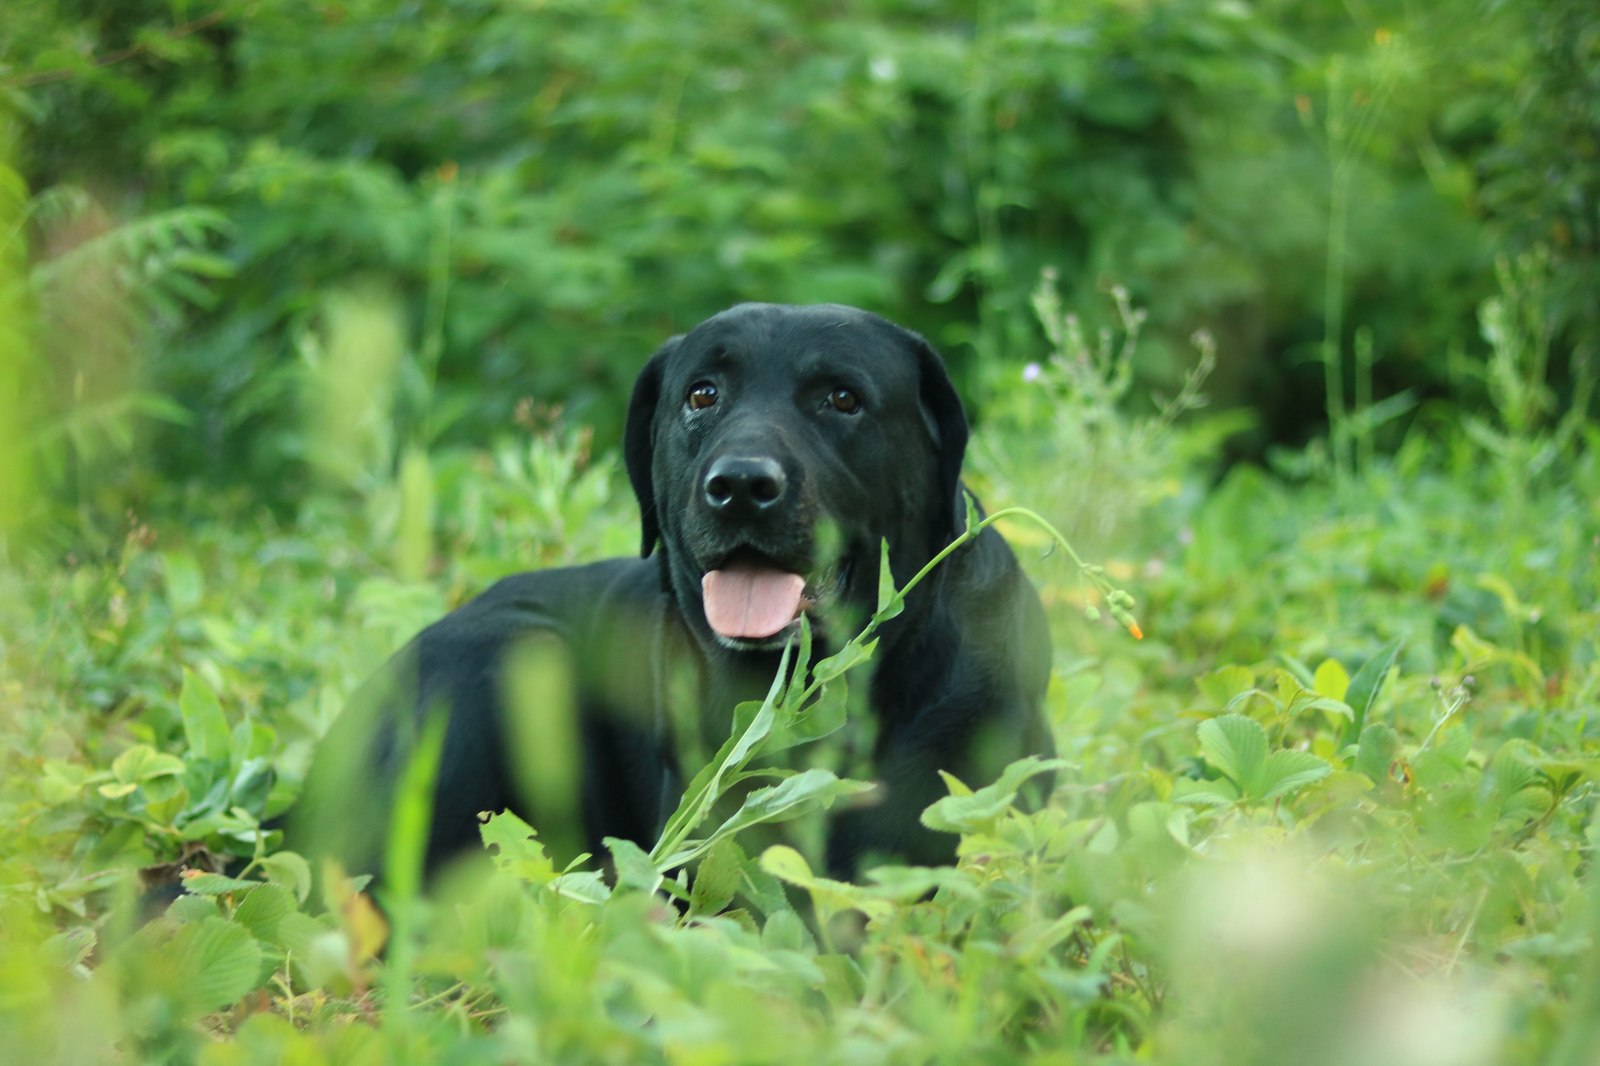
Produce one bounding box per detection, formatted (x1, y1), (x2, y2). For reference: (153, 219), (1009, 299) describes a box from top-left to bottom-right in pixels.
(295, 303), (1052, 880)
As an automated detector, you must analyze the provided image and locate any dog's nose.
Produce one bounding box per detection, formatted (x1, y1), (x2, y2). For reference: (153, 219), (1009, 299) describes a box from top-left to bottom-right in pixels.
(703, 456), (787, 515)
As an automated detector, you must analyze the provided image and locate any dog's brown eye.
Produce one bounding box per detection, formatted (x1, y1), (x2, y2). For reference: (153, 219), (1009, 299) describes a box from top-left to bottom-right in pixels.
(686, 382), (719, 410)
(827, 387), (860, 414)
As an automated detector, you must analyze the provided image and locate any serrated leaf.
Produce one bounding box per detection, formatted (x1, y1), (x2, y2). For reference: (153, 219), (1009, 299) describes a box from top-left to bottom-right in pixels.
(479, 810), (557, 885)
(605, 836), (662, 894)
(171, 916), (264, 1009)
(690, 837), (746, 917)
(233, 884), (293, 944)
(1256, 750), (1333, 801)
(1489, 739), (1549, 800)
(1197, 715), (1266, 792)
(180, 669), (230, 763)
(1170, 778), (1240, 806)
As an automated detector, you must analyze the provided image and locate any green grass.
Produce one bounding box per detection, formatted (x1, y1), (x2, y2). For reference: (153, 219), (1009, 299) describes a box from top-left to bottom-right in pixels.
(1, 398), (1596, 1063)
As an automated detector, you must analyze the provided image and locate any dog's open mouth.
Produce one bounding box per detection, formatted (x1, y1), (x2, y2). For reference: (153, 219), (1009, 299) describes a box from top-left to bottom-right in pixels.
(699, 548), (837, 642)
(701, 563), (808, 641)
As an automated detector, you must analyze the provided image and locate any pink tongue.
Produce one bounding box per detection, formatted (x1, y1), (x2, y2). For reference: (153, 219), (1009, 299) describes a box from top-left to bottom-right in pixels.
(702, 566), (807, 640)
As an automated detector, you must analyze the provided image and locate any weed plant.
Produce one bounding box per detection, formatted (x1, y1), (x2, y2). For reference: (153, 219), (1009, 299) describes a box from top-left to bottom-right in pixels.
(3, 262), (1597, 1063)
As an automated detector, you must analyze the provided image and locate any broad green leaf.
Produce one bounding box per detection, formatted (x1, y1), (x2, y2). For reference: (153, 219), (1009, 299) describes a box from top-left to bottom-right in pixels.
(605, 836), (662, 894)
(1312, 658), (1350, 701)
(1197, 665), (1255, 710)
(170, 916), (264, 1009)
(550, 870), (610, 905)
(180, 668), (230, 763)
(479, 810), (557, 886)
(259, 851), (314, 904)
(1170, 778), (1239, 806)
(233, 883), (294, 944)
(690, 837), (746, 917)
(759, 846), (892, 921)
(1354, 723), (1401, 786)
(1256, 750), (1333, 801)
(1197, 715), (1266, 792)
(1489, 739), (1549, 801)
(110, 744), (186, 785)
(1343, 637), (1402, 744)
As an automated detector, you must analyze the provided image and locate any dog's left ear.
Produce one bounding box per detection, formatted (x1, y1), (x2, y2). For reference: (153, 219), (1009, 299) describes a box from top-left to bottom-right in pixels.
(901, 327), (970, 549)
(623, 335), (682, 557)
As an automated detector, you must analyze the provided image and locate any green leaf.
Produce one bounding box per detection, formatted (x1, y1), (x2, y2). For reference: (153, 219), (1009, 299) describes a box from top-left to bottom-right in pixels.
(921, 756), (1071, 834)
(180, 668), (230, 764)
(110, 744), (186, 785)
(1170, 778), (1239, 806)
(690, 837), (746, 917)
(664, 769), (873, 867)
(549, 870), (610, 905)
(605, 836), (662, 894)
(759, 845), (893, 921)
(1256, 750), (1333, 801)
(873, 538), (904, 623)
(811, 637), (878, 685)
(1197, 715), (1266, 792)
(232, 884), (294, 945)
(1312, 658), (1350, 701)
(170, 916), (264, 1009)
(1354, 723), (1401, 786)
(181, 871), (265, 897)
(1343, 638), (1402, 744)
(258, 851), (313, 904)
(479, 810), (557, 886)
(1197, 665), (1255, 710)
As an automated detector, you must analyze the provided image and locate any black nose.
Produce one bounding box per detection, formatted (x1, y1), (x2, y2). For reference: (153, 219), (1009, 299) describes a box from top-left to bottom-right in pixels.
(703, 456), (787, 515)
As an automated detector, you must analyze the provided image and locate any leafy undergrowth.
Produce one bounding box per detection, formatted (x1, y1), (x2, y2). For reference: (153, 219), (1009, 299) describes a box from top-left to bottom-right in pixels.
(1, 415), (1597, 1065)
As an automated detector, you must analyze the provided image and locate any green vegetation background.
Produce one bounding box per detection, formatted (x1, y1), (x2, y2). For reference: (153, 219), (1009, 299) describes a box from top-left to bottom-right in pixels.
(1, 1), (1597, 1062)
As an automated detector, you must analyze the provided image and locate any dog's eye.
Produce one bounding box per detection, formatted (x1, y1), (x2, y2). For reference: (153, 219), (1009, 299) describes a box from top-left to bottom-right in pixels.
(686, 382), (719, 411)
(826, 388), (860, 414)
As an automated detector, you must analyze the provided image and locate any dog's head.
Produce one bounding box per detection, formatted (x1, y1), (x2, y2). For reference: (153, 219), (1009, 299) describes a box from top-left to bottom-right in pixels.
(623, 303), (968, 652)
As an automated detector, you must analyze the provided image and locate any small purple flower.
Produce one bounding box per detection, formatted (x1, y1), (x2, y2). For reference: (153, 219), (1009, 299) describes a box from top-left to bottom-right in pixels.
(1022, 362), (1043, 383)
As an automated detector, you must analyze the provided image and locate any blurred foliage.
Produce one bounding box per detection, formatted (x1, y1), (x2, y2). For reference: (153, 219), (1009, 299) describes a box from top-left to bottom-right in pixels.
(4, 0), (1593, 524)
(3, 1), (1600, 1062)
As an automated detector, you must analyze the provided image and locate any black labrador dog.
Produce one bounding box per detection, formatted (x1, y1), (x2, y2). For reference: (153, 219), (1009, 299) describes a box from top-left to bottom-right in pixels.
(295, 303), (1052, 881)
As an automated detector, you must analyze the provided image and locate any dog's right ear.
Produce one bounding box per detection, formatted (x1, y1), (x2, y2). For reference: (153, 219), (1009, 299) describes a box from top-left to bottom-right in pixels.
(623, 335), (682, 557)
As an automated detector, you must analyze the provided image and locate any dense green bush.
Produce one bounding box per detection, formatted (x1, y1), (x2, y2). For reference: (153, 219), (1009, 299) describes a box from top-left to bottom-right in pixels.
(3, 3), (1599, 1062)
(8, 0), (1582, 519)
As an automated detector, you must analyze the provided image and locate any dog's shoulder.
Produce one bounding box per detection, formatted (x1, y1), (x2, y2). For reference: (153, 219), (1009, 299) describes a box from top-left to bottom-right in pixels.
(413, 556), (671, 674)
